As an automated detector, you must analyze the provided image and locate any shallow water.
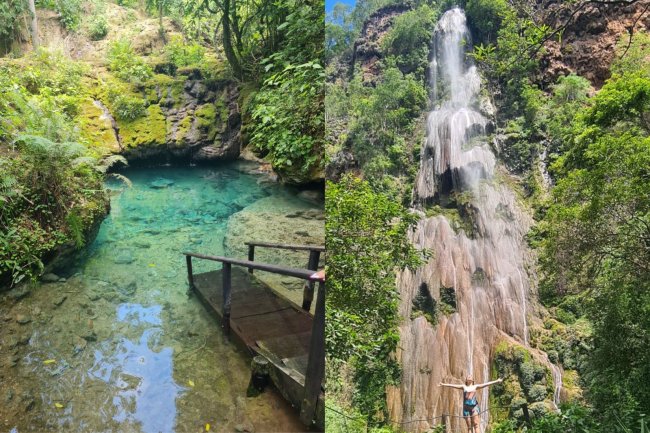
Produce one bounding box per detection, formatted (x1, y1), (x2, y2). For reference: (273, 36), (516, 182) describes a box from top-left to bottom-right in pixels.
(0, 163), (317, 433)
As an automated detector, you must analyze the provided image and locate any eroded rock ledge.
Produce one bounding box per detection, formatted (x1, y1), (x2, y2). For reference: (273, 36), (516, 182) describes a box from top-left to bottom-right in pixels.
(80, 69), (241, 163)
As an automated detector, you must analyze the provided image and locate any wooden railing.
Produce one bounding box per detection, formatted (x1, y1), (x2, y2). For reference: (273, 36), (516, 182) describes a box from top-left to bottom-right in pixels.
(182, 251), (325, 426)
(245, 241), (324, 310)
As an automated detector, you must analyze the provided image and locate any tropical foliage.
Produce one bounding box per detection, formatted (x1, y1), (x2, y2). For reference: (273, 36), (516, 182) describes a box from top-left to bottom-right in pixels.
(326, 175), (423, 423)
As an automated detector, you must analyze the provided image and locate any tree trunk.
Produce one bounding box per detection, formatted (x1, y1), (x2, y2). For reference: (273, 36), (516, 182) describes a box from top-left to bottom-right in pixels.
(222, 0), (243, 80)
(28, 0), (38, 49)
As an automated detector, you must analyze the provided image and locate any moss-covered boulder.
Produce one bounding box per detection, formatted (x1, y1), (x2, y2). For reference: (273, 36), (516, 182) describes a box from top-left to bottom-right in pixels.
(490, 339), (556, 427)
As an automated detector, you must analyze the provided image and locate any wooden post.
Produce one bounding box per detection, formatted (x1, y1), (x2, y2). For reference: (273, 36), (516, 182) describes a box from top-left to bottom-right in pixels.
(299, 280), (325, 425)
(247, 355), (270, 397)
(302, 250), (321, 311)
(441, 414), (448, 433)
(522, 403), (532, 427)
(247, 245), (255, 273)
(186, 255), (194, 290)
(222, 263), (232, 335)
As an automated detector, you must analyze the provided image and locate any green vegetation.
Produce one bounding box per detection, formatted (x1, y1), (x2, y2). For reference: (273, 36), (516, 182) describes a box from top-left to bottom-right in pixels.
(249, 0), (324, 182)
(538, 48), (650, 430)
(325, 1), (436, 427)
(327, 1), (436, 199)
(382, 5), (437, 75)
(88, 15), (108, 40)
(107, 40), (154, 84)
(326, 175), (423, 424)
(0, 136), (108, 286)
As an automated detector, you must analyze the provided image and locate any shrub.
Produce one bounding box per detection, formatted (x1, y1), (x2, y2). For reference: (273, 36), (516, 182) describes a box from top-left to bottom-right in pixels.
(0, 136), (107, 285)
(164, 35), (205, 67)
(108, 90), (146, 120)
(326, 175), (423, 422)
(382, 5), (437, 75)
(466, 0), (509, 44)
(107, 40), (153, 83)
(55, 0), (83, 31)
(88, 15), (108, 40)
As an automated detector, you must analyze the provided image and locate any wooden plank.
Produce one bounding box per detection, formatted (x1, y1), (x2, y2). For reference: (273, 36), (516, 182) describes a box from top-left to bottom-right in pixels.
(194, 269), (296, 319)
(232, 308), (312, 346)
(189, 264), (320, 428)
(256, 331), (311, 361)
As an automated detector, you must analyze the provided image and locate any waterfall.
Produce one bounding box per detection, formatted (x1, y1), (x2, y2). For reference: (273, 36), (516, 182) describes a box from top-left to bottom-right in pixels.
(386, 8), (555, 432)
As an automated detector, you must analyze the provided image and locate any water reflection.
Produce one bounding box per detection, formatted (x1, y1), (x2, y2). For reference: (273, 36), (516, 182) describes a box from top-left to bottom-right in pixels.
(89, 304), (182, 433)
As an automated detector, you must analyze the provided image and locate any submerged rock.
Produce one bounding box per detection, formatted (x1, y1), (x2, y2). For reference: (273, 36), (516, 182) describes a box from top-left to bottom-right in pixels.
(53, 295), (67, 307)
(72, 336), (87, 355)
(114, 249), (135, 264)
(7, 286), (30, 302)
(41, 273), (60, 283)
(80, 329), (97, 342)
(149, 178), (175, 189)
(115, 280), (137, 297)
(15, 314), (31, 325)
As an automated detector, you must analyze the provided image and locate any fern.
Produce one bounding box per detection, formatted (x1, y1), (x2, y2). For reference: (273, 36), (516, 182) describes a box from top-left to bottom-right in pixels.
(97, 155), (128, 173)
(108, 173), (133, 188)
(13, 134), (87, 161)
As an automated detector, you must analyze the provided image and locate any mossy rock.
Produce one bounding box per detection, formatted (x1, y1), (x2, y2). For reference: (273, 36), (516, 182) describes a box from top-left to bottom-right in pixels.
(118, 104), (167, 149)
(173, 114), (194, 144)
(77, 98), (120, 155)
(492, 338), (555, 423)
(562, 369), (583, 401)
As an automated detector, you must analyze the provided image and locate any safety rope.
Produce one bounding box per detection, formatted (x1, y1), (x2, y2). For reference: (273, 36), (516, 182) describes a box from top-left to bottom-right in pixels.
(325, 404), (512, 428)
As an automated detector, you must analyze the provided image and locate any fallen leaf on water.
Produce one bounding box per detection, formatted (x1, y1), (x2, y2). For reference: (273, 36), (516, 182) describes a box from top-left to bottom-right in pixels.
(54, 403), (64, 409)
(188, 380), (195, 387)
(205, 423), (210, 431)
(43, 359), (56, 365)
(148, 263), (156, 267)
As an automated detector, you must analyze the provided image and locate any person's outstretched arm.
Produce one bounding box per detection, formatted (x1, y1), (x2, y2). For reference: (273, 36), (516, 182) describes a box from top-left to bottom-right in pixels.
(476, 378), (503, 389)
(439, 382), (463, 389)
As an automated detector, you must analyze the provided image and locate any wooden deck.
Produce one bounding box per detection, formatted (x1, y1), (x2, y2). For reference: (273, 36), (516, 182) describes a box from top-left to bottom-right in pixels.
(192, 266), (321, 423)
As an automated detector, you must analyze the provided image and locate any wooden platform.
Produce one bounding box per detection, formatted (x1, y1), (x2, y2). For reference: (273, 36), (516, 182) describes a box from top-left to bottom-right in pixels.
(192, 267), (313, 384)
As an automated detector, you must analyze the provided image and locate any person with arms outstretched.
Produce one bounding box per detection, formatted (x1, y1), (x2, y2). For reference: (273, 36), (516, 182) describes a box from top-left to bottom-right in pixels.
(439, 375), (503, 433)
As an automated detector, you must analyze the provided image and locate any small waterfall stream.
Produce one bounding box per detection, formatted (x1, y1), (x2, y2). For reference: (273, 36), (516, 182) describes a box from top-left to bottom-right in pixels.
(386, 8), (561, 431)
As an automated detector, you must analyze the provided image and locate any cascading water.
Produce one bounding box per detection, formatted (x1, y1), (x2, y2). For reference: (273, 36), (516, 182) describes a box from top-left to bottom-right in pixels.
(386, 8), (560, 432)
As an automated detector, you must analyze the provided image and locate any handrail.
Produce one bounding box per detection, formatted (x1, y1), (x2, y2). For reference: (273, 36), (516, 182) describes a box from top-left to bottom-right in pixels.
(183, 252), (324, 282)
(244, 241), (325, 252)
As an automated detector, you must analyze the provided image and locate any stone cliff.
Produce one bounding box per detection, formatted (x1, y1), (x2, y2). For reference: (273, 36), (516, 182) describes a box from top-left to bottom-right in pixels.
(537, 0), (649, 87)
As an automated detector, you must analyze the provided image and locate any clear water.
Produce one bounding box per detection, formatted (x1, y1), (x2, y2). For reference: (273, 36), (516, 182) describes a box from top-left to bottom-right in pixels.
(0, 163), (316, 433)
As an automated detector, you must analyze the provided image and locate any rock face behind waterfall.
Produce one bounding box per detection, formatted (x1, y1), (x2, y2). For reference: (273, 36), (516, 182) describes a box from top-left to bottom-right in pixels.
(386, 9), (554, 431)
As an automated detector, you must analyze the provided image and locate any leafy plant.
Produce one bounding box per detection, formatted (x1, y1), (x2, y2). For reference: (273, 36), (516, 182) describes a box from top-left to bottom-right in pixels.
(107, 40), (153, 83)
(248, 0), (324, 182)
(326, 175), (424, 423)
(88, 14), (108, 40)
(164, 35), (205, 67)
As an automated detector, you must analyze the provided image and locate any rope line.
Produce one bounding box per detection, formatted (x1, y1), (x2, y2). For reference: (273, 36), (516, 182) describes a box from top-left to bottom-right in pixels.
(325, 404), (513, 427)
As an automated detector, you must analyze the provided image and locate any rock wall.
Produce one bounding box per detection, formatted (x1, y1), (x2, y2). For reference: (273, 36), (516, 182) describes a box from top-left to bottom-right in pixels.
(79, 71), (241, 163)
(537, 0), (649, 87)
(351, 4), (411, 84)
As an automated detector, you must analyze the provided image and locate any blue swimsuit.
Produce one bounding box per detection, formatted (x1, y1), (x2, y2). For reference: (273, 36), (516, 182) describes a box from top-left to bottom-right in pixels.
(463, 391), (479, 416)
